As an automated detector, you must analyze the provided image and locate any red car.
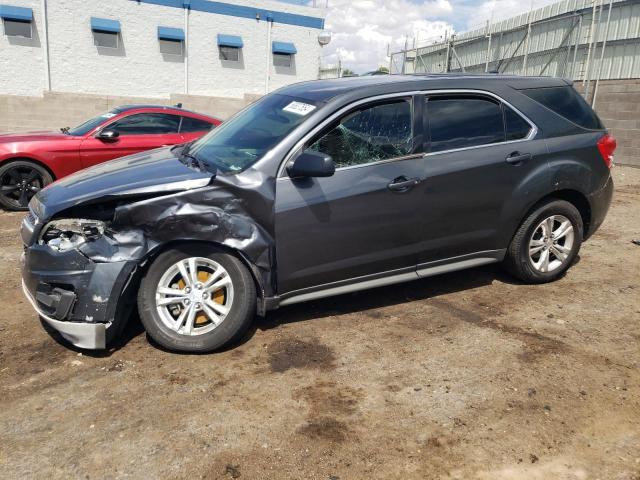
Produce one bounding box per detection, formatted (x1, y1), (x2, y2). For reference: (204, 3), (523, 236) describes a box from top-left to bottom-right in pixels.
(0, 105), (221, 210)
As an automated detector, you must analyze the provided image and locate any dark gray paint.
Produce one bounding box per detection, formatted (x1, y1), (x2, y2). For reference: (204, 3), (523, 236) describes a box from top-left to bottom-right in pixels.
(20, 74), (614, 347)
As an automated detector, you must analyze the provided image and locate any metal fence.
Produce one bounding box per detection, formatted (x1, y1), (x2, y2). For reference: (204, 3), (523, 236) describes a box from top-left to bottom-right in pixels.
(390, 0), (640, 103)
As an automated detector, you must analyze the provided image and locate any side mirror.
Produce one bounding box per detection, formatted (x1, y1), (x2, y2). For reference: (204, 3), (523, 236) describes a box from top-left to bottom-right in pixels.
(287, 150), (335, 178)
(96, 130), (119, 141)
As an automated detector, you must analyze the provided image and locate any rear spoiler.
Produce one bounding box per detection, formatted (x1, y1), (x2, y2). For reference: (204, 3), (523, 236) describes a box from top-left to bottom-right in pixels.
(507, 77), (572, 90)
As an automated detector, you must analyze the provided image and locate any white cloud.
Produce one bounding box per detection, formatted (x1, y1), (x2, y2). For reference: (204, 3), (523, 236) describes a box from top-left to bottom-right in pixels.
(321, 0), (562, 73)
(322, 0), (454, 73)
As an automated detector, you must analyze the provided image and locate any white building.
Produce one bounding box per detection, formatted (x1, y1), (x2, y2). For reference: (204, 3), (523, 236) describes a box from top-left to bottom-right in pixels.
(0, 0), (327, 99)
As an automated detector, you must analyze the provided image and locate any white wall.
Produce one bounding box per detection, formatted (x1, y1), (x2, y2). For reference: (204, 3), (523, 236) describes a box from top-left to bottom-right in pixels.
(0, 0), (44, 96)
(0, 0), (325, 98)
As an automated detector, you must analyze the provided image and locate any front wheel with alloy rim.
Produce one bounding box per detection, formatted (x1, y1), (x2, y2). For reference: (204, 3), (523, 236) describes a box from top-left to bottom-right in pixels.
(0, 160), (53, 211)
(504, 199), (583, 284)
(138, 246), (256, 352)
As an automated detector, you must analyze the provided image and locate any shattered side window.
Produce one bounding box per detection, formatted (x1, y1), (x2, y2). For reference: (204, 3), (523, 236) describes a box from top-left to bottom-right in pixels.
(307, 99), (413, 168)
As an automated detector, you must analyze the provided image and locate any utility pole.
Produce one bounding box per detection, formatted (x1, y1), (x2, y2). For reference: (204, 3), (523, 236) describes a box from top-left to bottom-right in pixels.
(265, 14), (273, 94)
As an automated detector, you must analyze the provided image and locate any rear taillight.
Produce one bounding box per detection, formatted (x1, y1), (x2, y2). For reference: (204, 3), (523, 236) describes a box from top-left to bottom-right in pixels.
(597, 134), (616, 169)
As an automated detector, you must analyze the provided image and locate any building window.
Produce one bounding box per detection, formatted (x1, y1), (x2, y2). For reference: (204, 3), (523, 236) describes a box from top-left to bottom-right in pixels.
(3, 18), (31, 38)
(158, 26), (184, 57)
(160, 38), (183, 56)
(94, 31), (118, 49)
(217, 34), (243, 64)
(0, 5), (33, 38)
(272, 41), (296, 69)
(219, 46), (240, 62)
(273, 53), (292, 68)
(91, 17), (121, 49)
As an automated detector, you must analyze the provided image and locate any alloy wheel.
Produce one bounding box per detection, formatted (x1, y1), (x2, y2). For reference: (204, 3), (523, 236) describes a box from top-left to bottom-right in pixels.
(155, 257), (234, 336)
(0, 165), (44, 209)
(528, 214), (575, 273)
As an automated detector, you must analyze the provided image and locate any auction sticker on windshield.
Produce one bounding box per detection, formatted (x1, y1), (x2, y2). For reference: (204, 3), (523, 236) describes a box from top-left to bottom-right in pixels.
(283, 101), (316, 116)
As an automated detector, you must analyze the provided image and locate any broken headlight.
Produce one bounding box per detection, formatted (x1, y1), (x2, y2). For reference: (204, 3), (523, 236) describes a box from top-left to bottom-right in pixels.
(40, 219), (106, 252)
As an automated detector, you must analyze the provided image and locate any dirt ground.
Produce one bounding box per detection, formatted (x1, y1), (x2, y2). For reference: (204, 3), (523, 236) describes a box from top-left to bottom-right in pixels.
(0, 167), (638, 480)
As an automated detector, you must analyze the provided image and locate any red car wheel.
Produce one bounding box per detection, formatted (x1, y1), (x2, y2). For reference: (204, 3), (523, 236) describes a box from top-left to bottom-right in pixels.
(0, 160), (53, 211)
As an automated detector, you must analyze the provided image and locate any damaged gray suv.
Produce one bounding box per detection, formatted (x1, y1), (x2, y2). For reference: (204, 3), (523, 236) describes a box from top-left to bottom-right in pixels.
(21, 75), (615, 352)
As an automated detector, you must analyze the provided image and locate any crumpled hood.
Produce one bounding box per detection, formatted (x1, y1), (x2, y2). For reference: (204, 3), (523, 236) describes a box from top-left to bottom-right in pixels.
(32, 146), (214, 220)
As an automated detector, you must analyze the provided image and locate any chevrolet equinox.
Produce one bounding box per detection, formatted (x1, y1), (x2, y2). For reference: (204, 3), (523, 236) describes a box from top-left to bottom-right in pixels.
(21, 75), (615, 352)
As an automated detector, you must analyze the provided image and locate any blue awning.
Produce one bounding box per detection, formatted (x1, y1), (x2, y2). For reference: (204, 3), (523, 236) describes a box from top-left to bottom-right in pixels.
(90, 17), (121, 34)
(217, 34), (243, 48)
(272, 41), (296, 55)
(158, 26), (184, 41)
(0, 5), (33, 22)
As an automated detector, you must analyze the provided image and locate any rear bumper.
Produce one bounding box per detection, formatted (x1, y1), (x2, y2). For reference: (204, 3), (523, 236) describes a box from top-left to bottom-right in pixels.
(585, 174), (614, 240)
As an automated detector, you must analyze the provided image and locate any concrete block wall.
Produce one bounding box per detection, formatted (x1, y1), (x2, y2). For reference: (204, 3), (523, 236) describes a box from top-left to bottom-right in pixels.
(577, 79), (640, 167)
(0, 91), (259, 133)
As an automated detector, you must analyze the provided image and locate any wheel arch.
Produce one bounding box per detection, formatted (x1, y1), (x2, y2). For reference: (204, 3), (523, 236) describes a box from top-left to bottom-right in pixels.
(0, 156), (57, 180)
(509, 189), (591, 245)
(136, 239), (268, 312)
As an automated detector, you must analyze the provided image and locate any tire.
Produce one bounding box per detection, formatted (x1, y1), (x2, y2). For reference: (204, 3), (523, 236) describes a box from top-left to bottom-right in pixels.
(503, 199), (583, 284)
(137, 245), (256, 353)
(0, 160), (53, 211)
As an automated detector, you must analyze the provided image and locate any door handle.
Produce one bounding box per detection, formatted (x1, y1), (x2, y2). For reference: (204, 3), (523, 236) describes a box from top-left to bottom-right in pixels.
(506, 152), (532, 165)
(387, 176), (419, 192)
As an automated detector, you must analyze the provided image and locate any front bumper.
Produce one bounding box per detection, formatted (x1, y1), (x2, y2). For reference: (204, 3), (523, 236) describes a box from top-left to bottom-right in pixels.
(22, 280), (106, 349)
(20, 243), (136, 349)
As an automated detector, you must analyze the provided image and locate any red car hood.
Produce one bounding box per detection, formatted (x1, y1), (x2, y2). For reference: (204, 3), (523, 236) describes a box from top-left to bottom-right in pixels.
(0, 130), (72, 142)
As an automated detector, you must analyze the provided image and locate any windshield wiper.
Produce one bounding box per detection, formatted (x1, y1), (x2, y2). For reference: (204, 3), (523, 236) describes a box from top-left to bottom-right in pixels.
(180, 152), (208, 172)
(60, 127), (70, 135)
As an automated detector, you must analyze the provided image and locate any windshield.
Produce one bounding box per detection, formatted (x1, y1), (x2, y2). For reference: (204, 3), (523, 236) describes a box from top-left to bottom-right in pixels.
(188, 94), (319, 174)
(67, 111), (118, 136)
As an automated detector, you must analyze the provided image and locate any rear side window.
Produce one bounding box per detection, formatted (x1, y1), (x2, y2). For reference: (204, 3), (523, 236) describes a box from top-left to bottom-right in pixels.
(180, 117), (214, 133)
(427, 97), (504, 152)
(522, 86), (603, 130)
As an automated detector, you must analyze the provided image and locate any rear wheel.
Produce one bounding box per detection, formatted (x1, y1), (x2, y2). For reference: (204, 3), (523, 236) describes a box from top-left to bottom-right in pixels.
(0, 160), (53, 211)
(138, 245), (256, 352)
(504, 199), (583, 283)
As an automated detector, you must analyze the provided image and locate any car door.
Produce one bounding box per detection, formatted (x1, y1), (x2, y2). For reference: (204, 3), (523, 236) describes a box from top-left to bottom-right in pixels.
(414, 93), (549, 270)
(79, 112), (183, 168)
(274, 96), (428, 295)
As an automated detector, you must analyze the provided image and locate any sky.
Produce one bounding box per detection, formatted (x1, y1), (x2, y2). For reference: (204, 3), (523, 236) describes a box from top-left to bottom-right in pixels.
(319, 0), (560, 73)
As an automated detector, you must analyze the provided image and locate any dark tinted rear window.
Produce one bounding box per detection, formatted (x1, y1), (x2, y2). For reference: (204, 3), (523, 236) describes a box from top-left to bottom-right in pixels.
(180, 116), (214, 133)
(522, 86), (603, 130)
(428, 97), (504, 152)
